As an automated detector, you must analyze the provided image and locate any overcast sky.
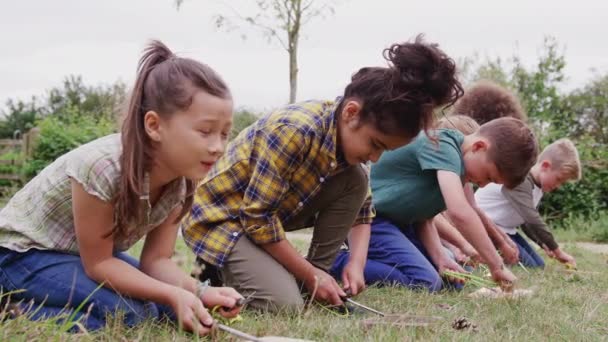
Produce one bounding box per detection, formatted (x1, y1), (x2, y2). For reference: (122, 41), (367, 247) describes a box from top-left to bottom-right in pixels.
(1, 0), (607, 112)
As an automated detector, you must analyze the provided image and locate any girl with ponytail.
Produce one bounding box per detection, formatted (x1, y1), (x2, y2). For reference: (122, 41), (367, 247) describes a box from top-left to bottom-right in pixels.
(184, 34), (464, 311)
(0, 40), (242, 335)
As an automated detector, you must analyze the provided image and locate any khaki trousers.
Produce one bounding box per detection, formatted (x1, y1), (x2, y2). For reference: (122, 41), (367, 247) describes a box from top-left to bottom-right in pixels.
(221, 165), (368, 311)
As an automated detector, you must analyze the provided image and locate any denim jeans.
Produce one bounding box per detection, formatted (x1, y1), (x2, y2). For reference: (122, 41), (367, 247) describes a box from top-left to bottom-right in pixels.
(331, 217), (443, 292)
(510, 232), (545, 268)
(0, 247), (175, 331)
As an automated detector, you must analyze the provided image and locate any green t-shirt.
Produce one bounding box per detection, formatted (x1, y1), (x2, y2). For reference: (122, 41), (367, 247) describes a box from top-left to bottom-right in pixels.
(371, 129), (465, 226)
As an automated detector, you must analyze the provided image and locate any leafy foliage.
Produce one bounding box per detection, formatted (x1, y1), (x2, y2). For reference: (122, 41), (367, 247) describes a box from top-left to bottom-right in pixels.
(22, 114), (116, 178)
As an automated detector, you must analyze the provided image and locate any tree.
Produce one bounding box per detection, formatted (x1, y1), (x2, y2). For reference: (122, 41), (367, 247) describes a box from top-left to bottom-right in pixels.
(562, 72), (608, 144)
(0, 98), (40, 138)
(45, 75), (126, 122)
(176, 0), (336, 103)
(458, 54), (511, 88)
(510, 37), (567, 138)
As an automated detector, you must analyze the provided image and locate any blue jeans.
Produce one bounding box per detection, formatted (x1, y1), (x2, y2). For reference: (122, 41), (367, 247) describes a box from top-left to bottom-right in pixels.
(0, 247), (175, 331)
(510, 233), (545, 268)
(331, 217), (442, 292)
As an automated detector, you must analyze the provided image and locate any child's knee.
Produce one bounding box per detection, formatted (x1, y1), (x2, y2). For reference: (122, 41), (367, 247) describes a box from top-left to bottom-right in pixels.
(415, 270), (442, 292)
(249, 289), (304, 313)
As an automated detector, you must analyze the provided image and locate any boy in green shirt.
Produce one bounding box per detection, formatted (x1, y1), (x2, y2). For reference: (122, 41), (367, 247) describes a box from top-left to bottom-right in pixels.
(331, 118), (538, 291)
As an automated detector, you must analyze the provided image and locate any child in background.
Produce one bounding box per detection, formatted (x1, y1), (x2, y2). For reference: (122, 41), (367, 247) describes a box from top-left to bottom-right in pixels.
(0, 41), (242, 335)
(450, 80), (527, 124)
(475, 139), (581, 268)
(183, 35), (464, 311)
(332, 117), (538, 291)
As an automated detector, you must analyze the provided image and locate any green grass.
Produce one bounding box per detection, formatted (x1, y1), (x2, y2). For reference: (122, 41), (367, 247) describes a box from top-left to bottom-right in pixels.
(2, 238), (608, 341)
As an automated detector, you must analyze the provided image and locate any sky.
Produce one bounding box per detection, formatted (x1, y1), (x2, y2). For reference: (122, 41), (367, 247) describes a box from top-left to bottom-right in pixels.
(1, 0), (607, 112)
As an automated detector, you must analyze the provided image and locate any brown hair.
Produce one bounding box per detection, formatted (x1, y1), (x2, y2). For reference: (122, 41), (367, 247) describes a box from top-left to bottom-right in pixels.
(538, 138), (582, 181)
(436, 114), (480, 135)
(478, 117), (538, 188)
(452, 80), (525, 124)
(114, 40), (230, 237)
(338, 34), (464, 139)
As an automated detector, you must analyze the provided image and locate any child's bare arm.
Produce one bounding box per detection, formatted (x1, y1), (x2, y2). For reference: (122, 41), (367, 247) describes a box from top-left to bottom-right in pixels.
(417, 219), (465, 277)
(437, 171), (516, 284)
(72, 180), (176, 305)
(141, 207), (242, 315)
(140, 206), (196, 292)
(343, 223), (371, 295)
(434, 213), (479, 260)
(463, 184), (519, 264)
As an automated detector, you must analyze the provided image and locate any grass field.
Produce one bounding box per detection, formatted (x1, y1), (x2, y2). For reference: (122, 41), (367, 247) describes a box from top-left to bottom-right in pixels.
(2, 235), (607, 341)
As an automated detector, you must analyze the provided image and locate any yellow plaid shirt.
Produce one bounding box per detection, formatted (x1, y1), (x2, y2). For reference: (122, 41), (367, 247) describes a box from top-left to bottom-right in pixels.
(182, 100), (375, 267)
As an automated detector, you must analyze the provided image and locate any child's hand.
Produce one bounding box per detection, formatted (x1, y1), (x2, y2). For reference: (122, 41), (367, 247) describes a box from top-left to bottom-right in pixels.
(341, 261), (366, 296)
(305, 267), (346, 306)
(462, 245), (482, 266)
(169, 288), (214, 335)
(553, 248), (577, 268)
(490, 264), (517, 290)
(438, 258), (467, 284)
(200, 287), (244, 318)
(542, 245), (556, 258)
(499, 242), (519, 265)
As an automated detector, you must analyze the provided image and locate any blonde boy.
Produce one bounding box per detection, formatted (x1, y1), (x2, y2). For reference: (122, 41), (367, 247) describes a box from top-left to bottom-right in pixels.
(475, 139), (582, 268)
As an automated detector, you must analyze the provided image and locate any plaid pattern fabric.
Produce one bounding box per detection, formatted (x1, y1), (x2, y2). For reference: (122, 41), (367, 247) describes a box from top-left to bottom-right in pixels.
(182, 100), (375, 267)
(0, 134), (185, 254)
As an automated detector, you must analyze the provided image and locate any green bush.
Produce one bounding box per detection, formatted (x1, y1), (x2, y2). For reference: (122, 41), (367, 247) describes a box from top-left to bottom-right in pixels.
(23, 113), (116, 178)
(0, 151), (23, 190)
(231, 109), (259, 140)
(0, 151), (23, 174)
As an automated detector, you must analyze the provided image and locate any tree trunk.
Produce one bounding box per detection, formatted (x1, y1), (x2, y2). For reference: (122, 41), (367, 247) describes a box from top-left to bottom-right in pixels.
(289, 46), (298, 104)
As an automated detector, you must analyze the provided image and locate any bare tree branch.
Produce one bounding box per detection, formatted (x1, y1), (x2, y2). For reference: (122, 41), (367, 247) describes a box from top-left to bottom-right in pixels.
(175, 0), (338, 103)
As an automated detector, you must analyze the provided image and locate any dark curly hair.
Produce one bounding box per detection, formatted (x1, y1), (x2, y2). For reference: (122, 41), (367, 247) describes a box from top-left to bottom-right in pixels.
(337, 34), (464, 139)
(451, 80), (526, 124)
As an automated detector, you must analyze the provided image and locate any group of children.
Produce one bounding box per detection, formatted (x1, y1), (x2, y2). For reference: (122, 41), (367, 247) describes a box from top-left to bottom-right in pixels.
(0, 37), (581, 335)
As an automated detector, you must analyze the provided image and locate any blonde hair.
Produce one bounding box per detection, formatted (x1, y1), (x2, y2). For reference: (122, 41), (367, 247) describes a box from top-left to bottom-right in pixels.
(538, 138), (582, 181)
(436, 115), (480, 135)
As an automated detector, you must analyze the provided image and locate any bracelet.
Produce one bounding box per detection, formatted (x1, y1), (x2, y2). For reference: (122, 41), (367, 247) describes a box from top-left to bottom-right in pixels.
(195, 279), (210, 298)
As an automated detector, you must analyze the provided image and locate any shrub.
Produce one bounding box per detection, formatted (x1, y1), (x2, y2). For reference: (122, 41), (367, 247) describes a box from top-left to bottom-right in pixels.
(23, 112), (116, 178)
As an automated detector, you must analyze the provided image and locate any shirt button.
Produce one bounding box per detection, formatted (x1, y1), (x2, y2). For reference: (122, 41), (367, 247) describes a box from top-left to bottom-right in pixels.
(232, 232), (239, 237)
(319, 177), (325, 183)
(298, 202), (303, 207)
